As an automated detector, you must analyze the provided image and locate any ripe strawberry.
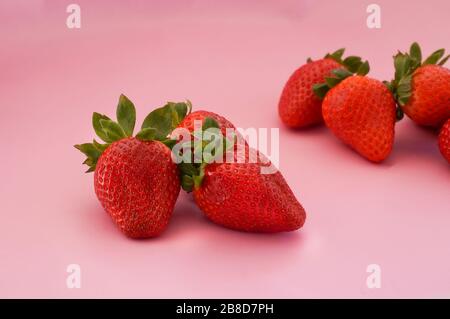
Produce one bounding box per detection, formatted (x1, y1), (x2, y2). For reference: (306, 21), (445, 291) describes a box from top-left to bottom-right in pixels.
(322, 75), (396, 162)
(94, 138), (180, 238)
(178, 124), (306, 232)
(279, 48), (369, 128)
(438, 119), (450, 164)
(387, 42), (450, 128)
(75, 95), (184, 238)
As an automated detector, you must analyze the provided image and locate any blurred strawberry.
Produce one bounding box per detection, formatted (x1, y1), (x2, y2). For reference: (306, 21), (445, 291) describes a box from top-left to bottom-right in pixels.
(438, 119), (450, 164)
(279, 48), (369, 128)
(386, 42), (450, 128)
(318, 61), (396, 162)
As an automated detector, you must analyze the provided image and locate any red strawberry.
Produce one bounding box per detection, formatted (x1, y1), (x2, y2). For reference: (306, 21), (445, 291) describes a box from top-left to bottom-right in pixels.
(279, 49), (369, 128)
(388, 42), (450, 128)
(178, 125), (306, 232)
(94, 138), (179, 238)
(438, 119), (450, 164)
(322, 75), (396, 162)
(75, 95), (183, 238)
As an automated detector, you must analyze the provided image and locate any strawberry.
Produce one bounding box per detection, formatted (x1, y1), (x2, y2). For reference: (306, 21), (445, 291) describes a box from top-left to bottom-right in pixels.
(94, 138), (180, 238)
(321, 73), (396, 162)
(438, 119), (450, 164)
(387, 42), (450, 128)
(177, 121), (306, 233)
(75, 95), (186, 238)
(279, 48), (369, 128)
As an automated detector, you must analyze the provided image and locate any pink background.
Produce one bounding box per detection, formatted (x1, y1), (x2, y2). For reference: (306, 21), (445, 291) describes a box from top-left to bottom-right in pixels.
(1, 0), (449, 298)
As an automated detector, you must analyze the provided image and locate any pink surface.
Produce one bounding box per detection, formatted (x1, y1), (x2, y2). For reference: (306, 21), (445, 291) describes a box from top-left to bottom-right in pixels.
(1, 0), (449, 298)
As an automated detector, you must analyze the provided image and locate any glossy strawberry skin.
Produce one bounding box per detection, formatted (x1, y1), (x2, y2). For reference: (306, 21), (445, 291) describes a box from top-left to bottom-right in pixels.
(322, 76), (396, 162)
(279, 58), (342, 128)
(403, 65), (450, 128)
(439, 119), (450, 164)
(94, 138), (180, 238)
(193, 148), (306, 233)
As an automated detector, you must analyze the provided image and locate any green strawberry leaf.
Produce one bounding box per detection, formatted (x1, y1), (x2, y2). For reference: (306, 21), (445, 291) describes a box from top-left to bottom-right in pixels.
(173, 100), (192, 121)
(93, 139), (109, 152)
(325, 77), (341, 88)
(342, 56), (362, 73)
(75, 143), (101, 159)
(356, 61), (370, 76)
(178, 163), (199, 176)
(396, 74), (412, 106)
(409, 42), (422, 65)
(141, 101), (191, 140)
(332, 68), (353, 79)
(181, 175), (194, 192)
(99, 119), (127, 142)
(74, 143), (102, 172)
(438, 54), (450, 66)
(141, 104), (174, 140)
(135, 127), (158, 141)
(192, 163), (206, 189)
(423, 48), (445, 65)
(92, 112), (113, 143)
(116, 94), (136, 137)
(393, 53), (411, 83)
(383, 80), (394, 94)
(161, 138), (178, 149)
(202, 117), (220, 130)
(312, 83), (329, 99)
(326, 48), (345, 62)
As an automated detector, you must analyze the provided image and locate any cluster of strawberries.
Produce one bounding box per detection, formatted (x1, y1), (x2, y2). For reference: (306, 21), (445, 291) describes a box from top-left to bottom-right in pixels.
(279, 42), (450, 163)
(76, 43), (448, 239)
(76, 96), (306, 238)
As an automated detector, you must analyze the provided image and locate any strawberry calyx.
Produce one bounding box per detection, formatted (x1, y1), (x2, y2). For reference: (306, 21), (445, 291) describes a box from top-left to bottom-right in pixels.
(75, 94), (192, 172)
(174, 117), (235, 192)
(312, 48), (370, 99)
(386, 42), (449, 119)
(141, 100), (192, 144)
